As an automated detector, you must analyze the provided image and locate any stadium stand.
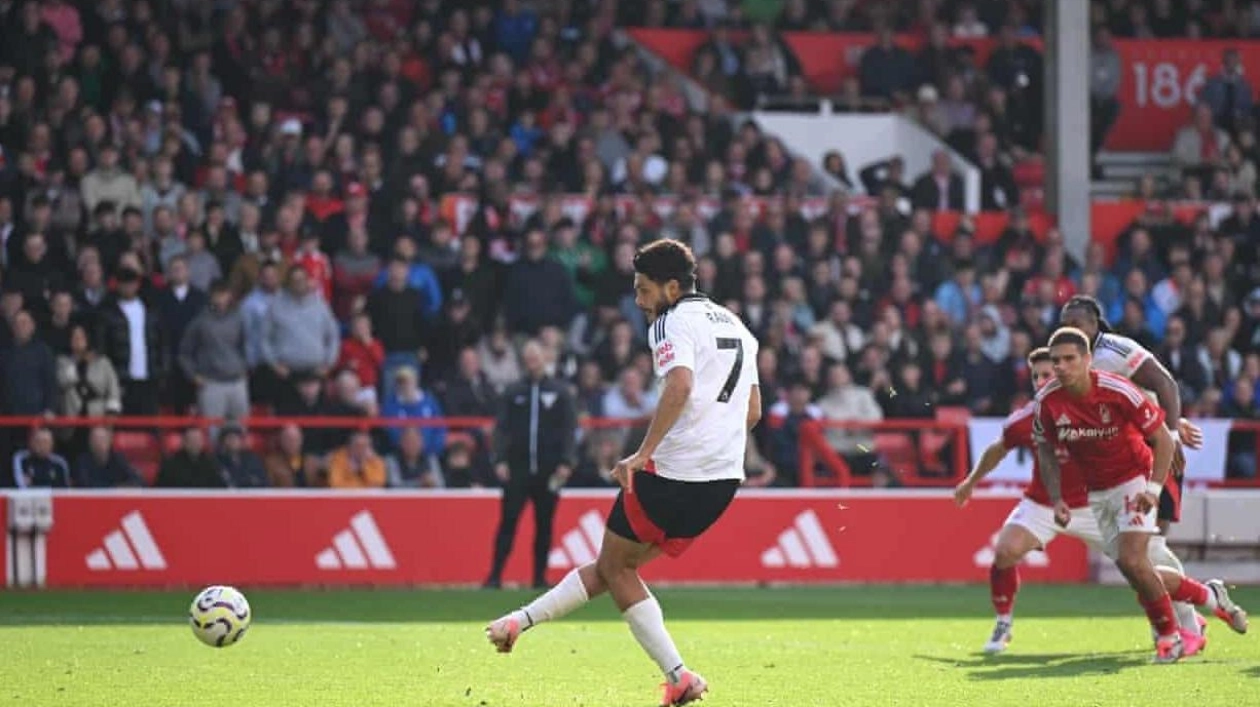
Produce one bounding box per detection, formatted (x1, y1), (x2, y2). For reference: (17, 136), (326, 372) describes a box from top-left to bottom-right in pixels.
(0, 0), (1256, 490)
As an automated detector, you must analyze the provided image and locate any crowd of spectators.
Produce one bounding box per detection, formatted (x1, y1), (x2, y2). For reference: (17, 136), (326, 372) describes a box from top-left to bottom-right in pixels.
(0, 0), (1257, 492)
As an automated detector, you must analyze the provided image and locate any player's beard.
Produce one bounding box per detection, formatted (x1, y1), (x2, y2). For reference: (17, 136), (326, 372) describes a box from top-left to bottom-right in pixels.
(645, 294), (671, 322)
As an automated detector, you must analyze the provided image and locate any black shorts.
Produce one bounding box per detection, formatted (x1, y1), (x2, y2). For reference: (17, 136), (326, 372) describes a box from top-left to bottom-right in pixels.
(1159, 465), (1185, 523)
(1158, 443), (1187, 523)
(606, 471), (739, 558)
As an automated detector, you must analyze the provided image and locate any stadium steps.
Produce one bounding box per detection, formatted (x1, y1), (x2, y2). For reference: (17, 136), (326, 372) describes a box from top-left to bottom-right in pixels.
(1091, 151), (1179, 198)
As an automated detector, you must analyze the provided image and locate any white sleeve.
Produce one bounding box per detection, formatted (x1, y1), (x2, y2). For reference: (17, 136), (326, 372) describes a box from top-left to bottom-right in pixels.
(650, 312), (697, 378)
(1098, 334), (1151, 378)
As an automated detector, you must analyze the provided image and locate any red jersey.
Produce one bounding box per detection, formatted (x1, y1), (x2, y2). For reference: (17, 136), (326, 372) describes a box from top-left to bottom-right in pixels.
(294, 249), (333, 301)
(1000, 401), (1088, 508)
(1033, 370), (1166, 491)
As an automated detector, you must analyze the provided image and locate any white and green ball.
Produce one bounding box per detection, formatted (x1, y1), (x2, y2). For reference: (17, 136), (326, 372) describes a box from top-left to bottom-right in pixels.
(189, 585), (252, 648)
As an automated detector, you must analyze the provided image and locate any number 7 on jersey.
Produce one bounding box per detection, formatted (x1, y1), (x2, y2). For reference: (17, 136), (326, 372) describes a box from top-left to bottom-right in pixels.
(715, 337), (743, 403)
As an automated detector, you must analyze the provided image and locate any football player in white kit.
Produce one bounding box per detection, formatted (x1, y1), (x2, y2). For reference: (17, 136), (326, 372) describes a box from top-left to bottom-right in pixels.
(1058, 296), (1242, 639)
(487, 239), (761, 706)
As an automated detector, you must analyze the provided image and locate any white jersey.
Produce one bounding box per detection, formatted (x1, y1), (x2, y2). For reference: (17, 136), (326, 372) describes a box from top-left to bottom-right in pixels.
(1092, 332), (1163, 405)
(1091, 332), (1153, 379)
(647, 294), (760, 482)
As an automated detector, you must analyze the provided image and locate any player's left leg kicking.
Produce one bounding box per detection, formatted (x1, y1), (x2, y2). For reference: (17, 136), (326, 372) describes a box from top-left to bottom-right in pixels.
(487, 471), (733, 706)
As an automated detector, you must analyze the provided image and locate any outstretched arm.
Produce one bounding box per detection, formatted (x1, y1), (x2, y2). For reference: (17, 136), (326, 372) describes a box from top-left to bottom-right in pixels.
(954, 440), (1010, 506)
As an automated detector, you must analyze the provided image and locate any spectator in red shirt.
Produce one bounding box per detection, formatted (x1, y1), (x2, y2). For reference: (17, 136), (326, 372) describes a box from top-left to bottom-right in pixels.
(337, 312), (386, 392)
(294, 231), (333, 302)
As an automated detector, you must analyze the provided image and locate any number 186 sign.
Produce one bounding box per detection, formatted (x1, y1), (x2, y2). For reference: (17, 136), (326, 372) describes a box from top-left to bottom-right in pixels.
(1108, 40), (1257, 151)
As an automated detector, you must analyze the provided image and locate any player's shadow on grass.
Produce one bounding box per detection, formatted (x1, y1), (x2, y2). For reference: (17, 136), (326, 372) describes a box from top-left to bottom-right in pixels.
(915, 651), (1149, 679)
(1242, 666), (1260, 679)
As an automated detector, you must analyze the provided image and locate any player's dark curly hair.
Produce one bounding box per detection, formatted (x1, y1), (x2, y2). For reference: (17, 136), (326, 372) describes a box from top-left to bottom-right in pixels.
(1060, 295), (1112, 333)
(634, 239), (697, 291)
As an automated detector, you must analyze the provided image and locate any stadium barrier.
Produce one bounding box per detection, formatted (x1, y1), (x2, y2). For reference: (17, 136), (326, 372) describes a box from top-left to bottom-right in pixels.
(3, 488), (1090, 589)
(2, 414), (1255, 589)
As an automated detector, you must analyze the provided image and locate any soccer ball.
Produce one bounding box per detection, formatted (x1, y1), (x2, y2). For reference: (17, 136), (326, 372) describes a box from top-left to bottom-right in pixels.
(189, 585), (252, 648)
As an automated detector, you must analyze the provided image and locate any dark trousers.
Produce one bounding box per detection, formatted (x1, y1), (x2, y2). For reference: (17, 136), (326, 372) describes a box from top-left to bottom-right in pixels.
(121, 379), (159, 416)
(488, 472), (559, 585)
(1090, 96), (1120, 156)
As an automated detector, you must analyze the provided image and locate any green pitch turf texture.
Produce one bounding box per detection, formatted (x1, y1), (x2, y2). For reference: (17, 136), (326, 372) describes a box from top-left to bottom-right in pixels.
(1, 585), (1257, 706)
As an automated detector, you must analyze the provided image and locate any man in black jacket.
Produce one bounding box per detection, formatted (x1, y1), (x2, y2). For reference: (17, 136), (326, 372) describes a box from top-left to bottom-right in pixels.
(96, 268), (165, 415)
(485, 340), (577, 589)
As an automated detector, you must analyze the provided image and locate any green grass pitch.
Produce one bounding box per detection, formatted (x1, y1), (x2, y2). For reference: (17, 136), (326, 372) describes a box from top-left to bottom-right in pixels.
(1, 585), (1257, 706)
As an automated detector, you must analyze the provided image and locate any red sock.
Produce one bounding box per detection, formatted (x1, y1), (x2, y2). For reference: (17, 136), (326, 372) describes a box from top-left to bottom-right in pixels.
(1139, 593), (1178, 638)
(990, 566), (1019, 617)
(1169, 577), (1210, 606)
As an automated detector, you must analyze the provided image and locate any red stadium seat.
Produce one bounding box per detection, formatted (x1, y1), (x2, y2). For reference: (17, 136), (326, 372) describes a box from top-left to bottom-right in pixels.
(113, 431), (160, 485)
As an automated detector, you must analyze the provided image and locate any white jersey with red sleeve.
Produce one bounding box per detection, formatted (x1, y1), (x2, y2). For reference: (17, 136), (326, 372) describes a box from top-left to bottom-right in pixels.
(1091, 332), (1152, 380)
(648, 294), (760, 483)
(1032, 370), (1166, 491)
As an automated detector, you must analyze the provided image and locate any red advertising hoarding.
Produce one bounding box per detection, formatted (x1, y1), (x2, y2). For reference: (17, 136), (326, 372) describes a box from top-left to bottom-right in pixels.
(12, 490), (1088, 588)
(627, 29), (1243, 152)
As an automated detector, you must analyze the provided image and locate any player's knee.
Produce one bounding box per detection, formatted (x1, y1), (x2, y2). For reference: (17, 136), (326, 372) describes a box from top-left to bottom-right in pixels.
(1114, 549), (1147, 577)
(993, 540), (1029, 569)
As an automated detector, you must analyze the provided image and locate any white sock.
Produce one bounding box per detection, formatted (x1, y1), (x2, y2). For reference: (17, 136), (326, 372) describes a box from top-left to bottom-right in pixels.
(997, 613), (1012, 624)
(1147, 536), (1201, 634)
(512, 568), (589, 630)
(1173, 601), (1203, 636)
(1148, 535), (1185, 574)
(623, 596), (685, 683)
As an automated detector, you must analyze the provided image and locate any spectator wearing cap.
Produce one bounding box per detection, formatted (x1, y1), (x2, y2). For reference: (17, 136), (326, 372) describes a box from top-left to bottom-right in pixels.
(216, 422), (268, 488)
(96, 267), (164, 415)
(260, 267), (340, 408)
(12, 427), (70, 489)
(80, 143), (141, 217)
(327, 430), (387, 489)
(73, 425), (142, 488)
(179, 280), (249, 423)
(381, 365), (445, 455)
(156, 427), (226, 488)
(504, 228), (579, 337)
